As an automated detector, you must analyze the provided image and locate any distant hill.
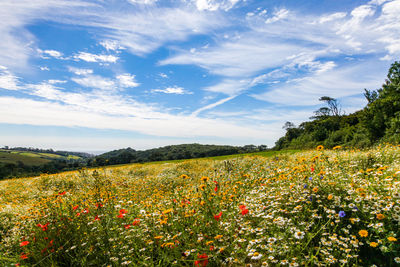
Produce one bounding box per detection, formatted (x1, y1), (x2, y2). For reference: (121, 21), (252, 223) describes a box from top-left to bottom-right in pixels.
(88, 143), (268, 166)
(0, 147), (92, 180)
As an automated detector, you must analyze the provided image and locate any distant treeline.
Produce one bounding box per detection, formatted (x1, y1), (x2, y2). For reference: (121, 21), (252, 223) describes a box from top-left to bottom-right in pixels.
(275, 61), (400, 149)
(0, 160), (86, 179)
(87, 144), (268, 167)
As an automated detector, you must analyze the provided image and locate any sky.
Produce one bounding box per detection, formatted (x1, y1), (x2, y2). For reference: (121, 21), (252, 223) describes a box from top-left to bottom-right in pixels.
(0, 0), (399, 153)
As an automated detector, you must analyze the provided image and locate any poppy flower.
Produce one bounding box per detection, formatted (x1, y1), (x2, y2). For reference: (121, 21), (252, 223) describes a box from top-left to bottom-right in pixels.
(58, 191), (66, 196)
(132, 218), (140, 226)
(214, 212), (222, 221)
(20, 253), (28, 260)
(194, 253), (208, 267)
(72, 205), (79, 211)
(20, 241), (29, 247)
(37, 223), (49, 231)
(94, 215), (100, 221)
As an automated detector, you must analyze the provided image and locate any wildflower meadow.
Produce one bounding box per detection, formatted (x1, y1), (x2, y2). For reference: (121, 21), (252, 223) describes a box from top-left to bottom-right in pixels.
(0, 145), (400, 266)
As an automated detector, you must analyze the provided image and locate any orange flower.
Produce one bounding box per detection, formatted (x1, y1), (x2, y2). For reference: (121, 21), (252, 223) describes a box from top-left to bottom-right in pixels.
(370, 242), (378, 247)
(359, 230), (368, 237)
(376, 213), (385, 220)
(312, 187), (319, 193)
(388, 237), (397, 242)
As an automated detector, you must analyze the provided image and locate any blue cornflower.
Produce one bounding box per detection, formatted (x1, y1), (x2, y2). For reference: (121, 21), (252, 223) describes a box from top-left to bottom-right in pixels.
(309, 176), (313, 181)
(304, 184), (308, 189)
(339, 211), (346, 218)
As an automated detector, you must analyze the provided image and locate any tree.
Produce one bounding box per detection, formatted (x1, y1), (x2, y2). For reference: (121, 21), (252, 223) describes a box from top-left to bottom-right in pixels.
(282, 121), (295, 130)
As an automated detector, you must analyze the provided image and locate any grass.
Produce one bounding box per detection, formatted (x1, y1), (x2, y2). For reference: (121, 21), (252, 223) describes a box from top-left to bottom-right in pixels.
(0, 145), (399, 266)
(0, 151), (51, 166)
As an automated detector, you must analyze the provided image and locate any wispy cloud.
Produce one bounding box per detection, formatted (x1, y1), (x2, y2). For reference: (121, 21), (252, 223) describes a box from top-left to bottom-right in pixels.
(73, 52), (118, 63)
(152, 86), (191, 94)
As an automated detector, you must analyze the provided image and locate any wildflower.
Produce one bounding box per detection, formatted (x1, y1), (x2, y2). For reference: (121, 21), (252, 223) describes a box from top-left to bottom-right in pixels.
(376, 214), (385, 220)
(387, 237), (397, 242)
(251, 252), (263, 260)
(20, 241), (29, 247)
(370, 242), (378, 247)
(328, 194), (333, 200)
(316, 145), (324, 151)
(132, 218), (140, 226)
(201, 176), (209, 182)
(20, 253), (28, 260)
(94, 215), (100, 221)
(395, 257), (400, 263)
(333, 146), (342, 150)
(294, 231), (305, 239)
(73, 205), (79, 210)
(338, 211), (346, 218)
(117, 209), (128, 218)
(312, 187), (318, 193)
(214, 212), (222, 221)
(195, 253), (208, 267)
(359, 230), (368, 237)
(58, 191), (66, 196)
(37, 223), (49, 231)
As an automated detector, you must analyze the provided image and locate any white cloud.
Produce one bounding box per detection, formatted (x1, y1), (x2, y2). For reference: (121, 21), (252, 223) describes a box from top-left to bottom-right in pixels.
(319, 12), (347, 23)
(252, 62), (386, 106)
(0, 96), (271, 141)
(159, 73), (168, 78)
(48, 79), (67, 84)
(0, 67), (20, 90)
(38, 49), (63, 59)
(74, 52), (118, 63)
(99, 40), (124, 51)
(265, 9), (289, 24)
(128, 0), (157, 4)
(152, 86), (191, 94)
(192, 94), (237, 116)
(71, 75), (115, 90)
(68, 67), (93, 75)
(116, 74), (140, 88)
(195, 0), (240, 11)
(40, 66), (50, 71)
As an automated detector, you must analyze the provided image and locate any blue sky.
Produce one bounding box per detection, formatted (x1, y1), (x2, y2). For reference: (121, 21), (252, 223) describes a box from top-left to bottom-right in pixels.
(0, 0), (399, 153)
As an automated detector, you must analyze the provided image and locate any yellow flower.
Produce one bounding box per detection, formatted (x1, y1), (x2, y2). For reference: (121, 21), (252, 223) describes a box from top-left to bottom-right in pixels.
(333, 146), (342, 150)
(388, 237), (397, 242)
(201, 176), (209, 182)
(312, 187), (319, 193)
(163, 208), (173, 214)
(214, 235), (223, 239)
(154, 236), (163, 239)
(376, 213), (385, 220)
(359, 230), (368, 237)
(370, 242), (378, 247)
(316, 145), (324, 151)
(327, 194), (333, 200)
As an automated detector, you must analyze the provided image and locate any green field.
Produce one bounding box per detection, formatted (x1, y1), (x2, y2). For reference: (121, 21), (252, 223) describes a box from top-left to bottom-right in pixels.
(0, 149), (81, 166)
(0, 151), (51, 166)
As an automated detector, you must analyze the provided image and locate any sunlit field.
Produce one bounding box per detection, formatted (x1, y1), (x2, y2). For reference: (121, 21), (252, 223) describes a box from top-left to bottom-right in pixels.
(1, 145), (399, 266)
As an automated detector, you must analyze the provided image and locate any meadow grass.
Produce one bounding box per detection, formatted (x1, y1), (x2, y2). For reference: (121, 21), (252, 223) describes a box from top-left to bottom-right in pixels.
(0, 145), (399, 266)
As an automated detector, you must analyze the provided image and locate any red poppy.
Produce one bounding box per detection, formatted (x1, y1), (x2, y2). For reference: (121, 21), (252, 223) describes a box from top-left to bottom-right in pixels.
(239, 204), (246, 210)
(37, 223), (49, 231)
(194, 253), (208, 267)
(241, 208), (249, 215)
(72, 205), (79, 211)
(20, 253), (28, 260)
(94, 215), (100, 221)
(132, 218), (140, 226)
(95, 203), (103, 208)
(117, 209), (128, 218)
(83, 208), (89, 214)
(124, 224), (131, 229)
(214, 212), (222, 221)
(20, 241), (29, 247)
(58, 191), (66, 196)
